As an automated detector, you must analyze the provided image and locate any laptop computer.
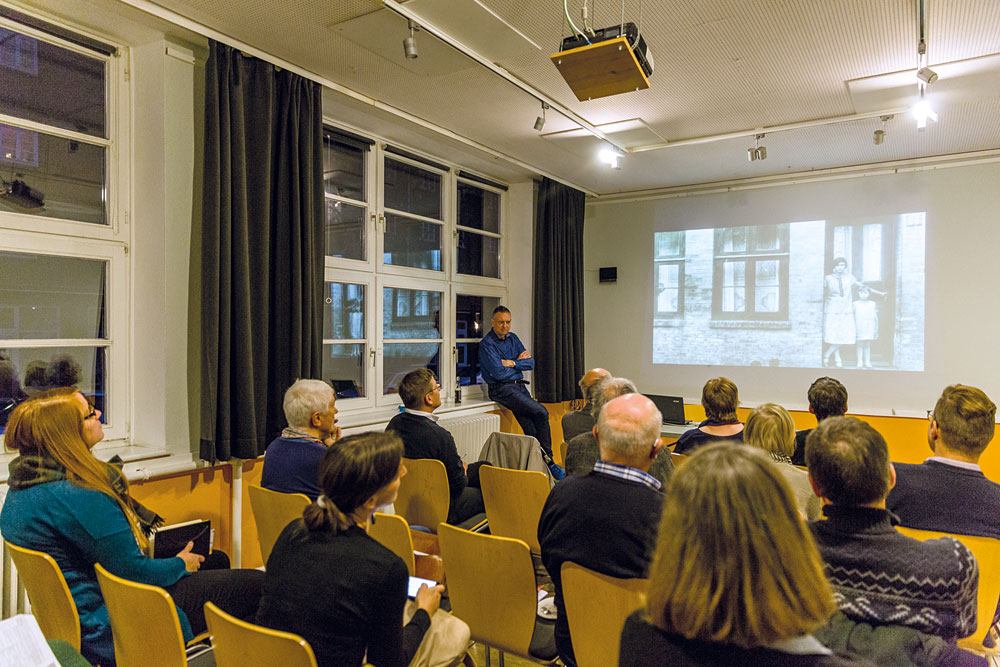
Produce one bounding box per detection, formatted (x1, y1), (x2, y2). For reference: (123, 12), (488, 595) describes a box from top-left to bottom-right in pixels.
(644, 394), (690, 426)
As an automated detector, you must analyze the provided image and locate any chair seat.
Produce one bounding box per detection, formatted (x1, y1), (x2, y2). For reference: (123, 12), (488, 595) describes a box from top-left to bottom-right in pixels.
(528, 617), (557, 661)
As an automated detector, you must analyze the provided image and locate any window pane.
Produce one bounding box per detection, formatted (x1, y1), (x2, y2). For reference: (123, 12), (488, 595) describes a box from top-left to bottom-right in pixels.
(321, 343), (365, 399)
(0, 28), (106, 138)
(833, 226), (852, 267)
(722, 261), (746, 312)
(384, 214), (442, 270)
(0, 124), (106, 224)
(457, 231), (500, 278)
(862, 224), (883, 281)
(657, 264), (679, 312)
(457, 182), (499, 233)
(384, 158), (441, 220)
(655, 231), (684, 258)
(325, 200), (365, 261)
(323, 282), (364, 340)
(383, 288), (441, 339)
(0, 252), (106, 339)
(755, 226), (780, 251)
(323, 138), (365, 202)
(0, 346), (106, 432)
(457, 341), (484, 385)
(755, 260), (780, 313)
(722, 227), (747, 253)
(456, 294), (500, 339)
(383, 342), (440, 395)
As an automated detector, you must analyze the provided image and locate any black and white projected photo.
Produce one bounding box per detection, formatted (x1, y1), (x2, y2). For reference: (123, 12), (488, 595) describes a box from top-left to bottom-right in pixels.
(652, 214), (926, 371)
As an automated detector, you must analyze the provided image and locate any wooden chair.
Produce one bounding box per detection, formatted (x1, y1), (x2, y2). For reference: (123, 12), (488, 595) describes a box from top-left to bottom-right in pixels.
(671, 452), (688, 467)
(369, 512), (416, 576)
(437, 523), (557, 666)
(204, 601), (316, 667)
(896, 526), (1000, 653)
(560, 562), (647, 667)
(395, 458), (452, 533)
(4, 540), (81, 650)
(95, 563), (210, 667)
(247, 485), (310, 563)
(479, 465), (550, 553)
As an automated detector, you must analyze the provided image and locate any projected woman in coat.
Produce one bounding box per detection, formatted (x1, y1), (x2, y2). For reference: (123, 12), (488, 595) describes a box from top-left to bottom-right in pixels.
(822, 257), (859, 368)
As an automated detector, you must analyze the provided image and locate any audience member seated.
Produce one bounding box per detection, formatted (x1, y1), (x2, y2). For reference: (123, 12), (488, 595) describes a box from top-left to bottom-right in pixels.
(256, 432), (470, 667)
(386, 368), (486, 525)
(807, 417), (979, 645)
(792, 377), (848, 466)
(561, 367), (610, 443)
(673, 377), (744, 455)
(538, 394), (667, 667)
(0, 388), (263, 667)
(620, 444), (864, 667)
(261, 379), (341, 500)
(563, 376), (674, 485)
(745, 403), (822, 520)
(888, 384), (1000, 538)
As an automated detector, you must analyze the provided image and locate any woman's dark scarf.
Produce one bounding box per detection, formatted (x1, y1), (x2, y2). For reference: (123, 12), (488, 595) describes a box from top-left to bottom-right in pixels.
(7, 453), (164, 535)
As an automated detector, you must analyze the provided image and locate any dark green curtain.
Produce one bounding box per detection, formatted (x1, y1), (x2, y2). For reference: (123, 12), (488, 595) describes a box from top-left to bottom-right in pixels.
(200, 40), (324, 461)
(533, 177), (586, 403)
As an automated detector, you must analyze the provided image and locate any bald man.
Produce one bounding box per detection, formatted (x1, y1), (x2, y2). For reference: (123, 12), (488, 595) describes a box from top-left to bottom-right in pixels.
(561, 367), (611, 443)
(538, 394), (666, 667)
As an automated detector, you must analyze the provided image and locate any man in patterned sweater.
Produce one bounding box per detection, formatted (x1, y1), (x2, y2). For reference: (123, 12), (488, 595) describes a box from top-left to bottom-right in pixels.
(806, 416), (979, 643)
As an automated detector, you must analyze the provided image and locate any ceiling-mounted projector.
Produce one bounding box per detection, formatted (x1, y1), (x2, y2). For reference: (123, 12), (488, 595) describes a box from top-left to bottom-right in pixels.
(560, 22), (653, 78)
(551, 21), (653, 101)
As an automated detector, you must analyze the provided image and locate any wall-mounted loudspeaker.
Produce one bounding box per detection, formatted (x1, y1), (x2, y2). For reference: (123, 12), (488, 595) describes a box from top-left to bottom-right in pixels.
(599, 267), (617, 283)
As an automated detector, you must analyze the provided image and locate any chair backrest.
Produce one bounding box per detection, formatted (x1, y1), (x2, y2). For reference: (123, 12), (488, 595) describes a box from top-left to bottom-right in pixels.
(671, 452), (688, 467)
(395, 458), (450, 532)
(479, 465), (550, 553)
(369, 512), (416, 575)
(205, 601), (317, 667)
(895, 526), (1000, 650)
(437, 523), (536, 657)
(247, 485), (310, 564)
(94, 562), (188, 667)
(560, 562), (647, 667)
(4, 540), (81, 650)
(557, 440), (568, 467)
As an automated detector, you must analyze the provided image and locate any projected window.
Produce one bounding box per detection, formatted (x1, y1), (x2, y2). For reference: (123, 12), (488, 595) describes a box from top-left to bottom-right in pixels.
(712, 225), (789, 320)
(654, 232), (685, 316)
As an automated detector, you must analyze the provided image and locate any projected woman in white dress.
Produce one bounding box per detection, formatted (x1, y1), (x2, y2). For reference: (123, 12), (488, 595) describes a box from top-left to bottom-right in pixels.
(822, 258), (859, 368)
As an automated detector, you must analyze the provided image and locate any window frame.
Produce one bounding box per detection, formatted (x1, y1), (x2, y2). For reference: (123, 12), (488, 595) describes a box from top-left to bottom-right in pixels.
(452, 286), (507, 400)
(453, 176), (505, 286)
(322, 267), (376, 411)
(711, 225), (790, 321)
(653, 231), (686, 318)
(322, 130), (376, 270)
(0, 14), (129, 450)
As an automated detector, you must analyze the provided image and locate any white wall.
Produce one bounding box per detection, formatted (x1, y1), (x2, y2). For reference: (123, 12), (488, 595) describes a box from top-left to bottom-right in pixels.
(584, 161), (1000, 415)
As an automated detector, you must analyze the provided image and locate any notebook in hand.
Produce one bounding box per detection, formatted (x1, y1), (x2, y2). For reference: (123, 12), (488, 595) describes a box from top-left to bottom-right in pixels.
(149, 519), (212, 559)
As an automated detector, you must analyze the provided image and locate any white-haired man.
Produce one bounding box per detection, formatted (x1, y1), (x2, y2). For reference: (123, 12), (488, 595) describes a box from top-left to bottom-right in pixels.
(261, 379), (341, 499)
(538, 394), (666, 667)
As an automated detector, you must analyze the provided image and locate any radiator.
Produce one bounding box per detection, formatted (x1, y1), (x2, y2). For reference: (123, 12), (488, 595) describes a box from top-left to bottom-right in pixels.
(440, 413), (500, 462)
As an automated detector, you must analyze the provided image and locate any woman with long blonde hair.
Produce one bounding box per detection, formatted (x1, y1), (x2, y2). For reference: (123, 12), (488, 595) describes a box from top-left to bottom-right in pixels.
(1, 388), (263, 666)
(619, 444), (864, 666)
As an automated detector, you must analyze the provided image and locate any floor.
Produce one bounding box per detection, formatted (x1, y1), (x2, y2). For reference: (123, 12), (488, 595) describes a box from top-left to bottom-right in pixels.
(466, 643), (560, 667)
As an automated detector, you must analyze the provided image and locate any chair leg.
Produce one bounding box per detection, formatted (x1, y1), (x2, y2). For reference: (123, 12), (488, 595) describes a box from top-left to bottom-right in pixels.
(484, 645), (491, 667)
(498, 650), (504, 667)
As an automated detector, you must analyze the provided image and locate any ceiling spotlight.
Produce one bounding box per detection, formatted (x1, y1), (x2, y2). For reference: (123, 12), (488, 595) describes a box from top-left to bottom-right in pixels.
(403, 20), (419, 59)
(873, 129), (885, 145)
(533, 102), (549, 132)
(747, 133), (767, 161)
(916, 66), (938, 84)
(599, 146), (623, 169)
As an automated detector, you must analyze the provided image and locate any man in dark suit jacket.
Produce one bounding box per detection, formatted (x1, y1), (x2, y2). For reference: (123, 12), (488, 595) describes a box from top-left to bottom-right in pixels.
(386, 368), (485, 525)
(560, 367), (610, 443)
(792, 376), (848, 466)
(888, 384), (1000, 538)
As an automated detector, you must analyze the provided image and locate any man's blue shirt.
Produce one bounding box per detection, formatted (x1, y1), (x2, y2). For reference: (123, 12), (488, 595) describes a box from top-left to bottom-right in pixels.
(478, 329), (535, 384)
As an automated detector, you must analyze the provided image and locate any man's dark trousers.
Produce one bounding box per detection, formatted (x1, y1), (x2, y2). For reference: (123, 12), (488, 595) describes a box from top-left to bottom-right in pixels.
(488, 382), (552, 456)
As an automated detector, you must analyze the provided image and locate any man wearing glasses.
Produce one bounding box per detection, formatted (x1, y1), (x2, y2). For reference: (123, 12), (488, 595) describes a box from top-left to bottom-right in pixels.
(386, 368), (485, 525)
(888, 385), (1000, 538)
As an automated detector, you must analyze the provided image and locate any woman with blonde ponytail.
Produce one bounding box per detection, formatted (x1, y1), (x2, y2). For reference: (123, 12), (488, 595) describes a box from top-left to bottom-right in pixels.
(256, 431), (470, 667)
(1, 388), (263, 666)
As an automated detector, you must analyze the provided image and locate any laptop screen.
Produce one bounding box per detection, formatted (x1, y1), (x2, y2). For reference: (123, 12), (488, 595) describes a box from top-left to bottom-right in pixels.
(644, 394), (687, 424)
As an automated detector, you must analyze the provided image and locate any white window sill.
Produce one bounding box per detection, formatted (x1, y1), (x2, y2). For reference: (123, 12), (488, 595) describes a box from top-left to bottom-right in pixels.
(339, 399), (499, 432)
